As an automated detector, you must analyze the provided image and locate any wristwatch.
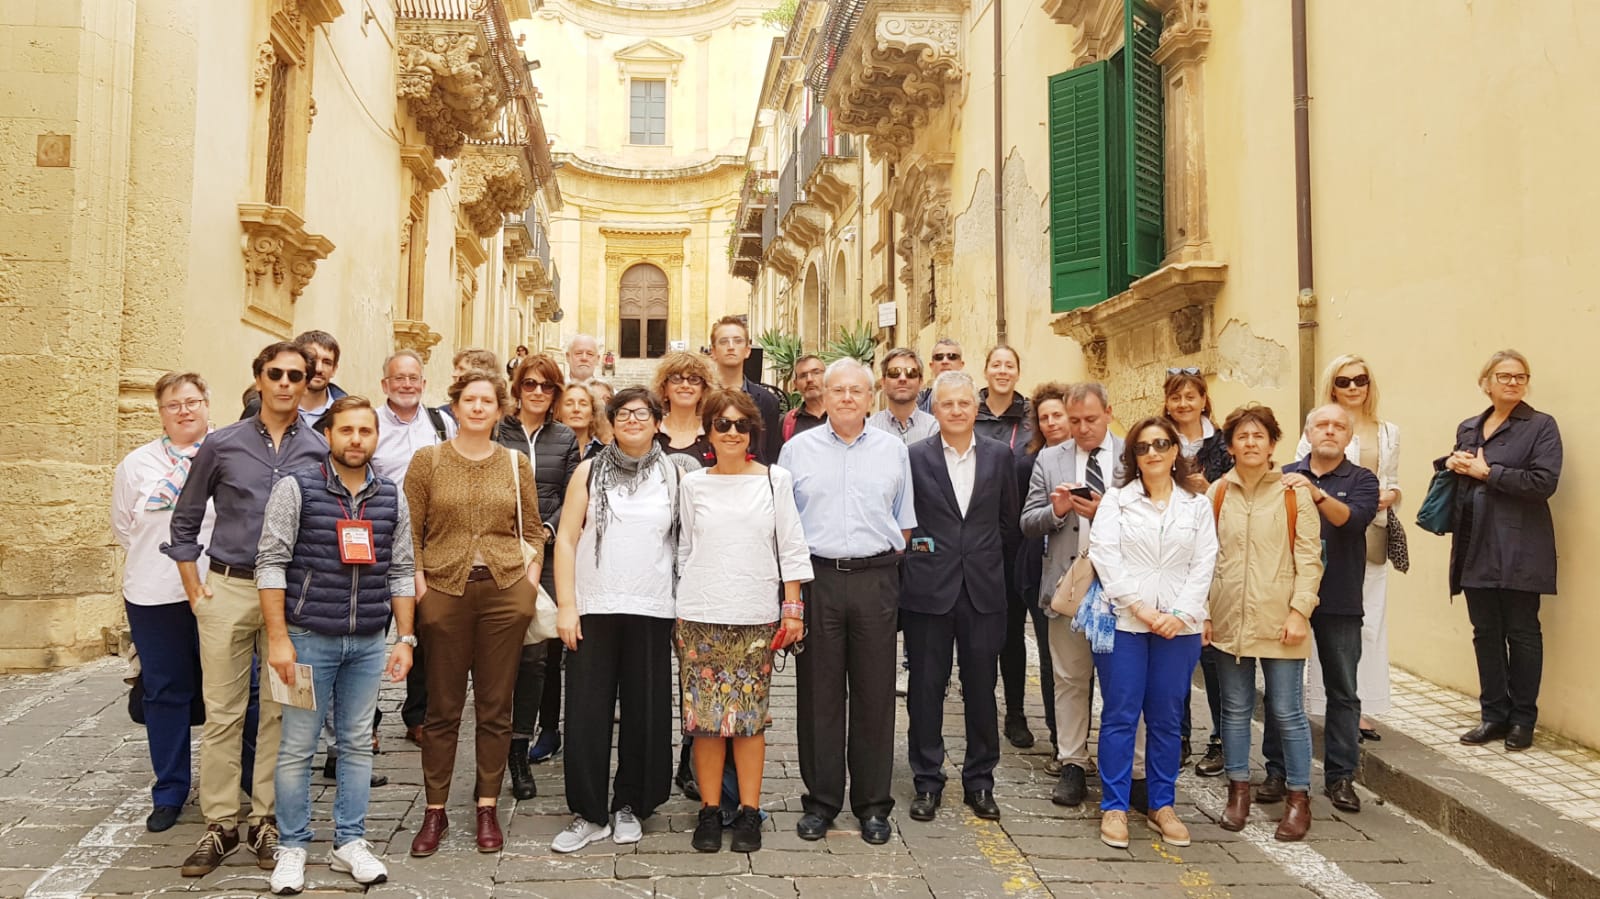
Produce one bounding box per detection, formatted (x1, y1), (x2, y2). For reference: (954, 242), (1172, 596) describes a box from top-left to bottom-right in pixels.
(398, 635), (419, 648)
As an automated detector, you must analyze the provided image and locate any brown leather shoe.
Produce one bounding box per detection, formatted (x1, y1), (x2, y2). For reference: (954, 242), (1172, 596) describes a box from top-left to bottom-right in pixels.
(476, 805), (504, 853)
(405, 726), (424, 745)
(1221, 780), (1251, 832)
(1274, 790), (1311, 842)
(409, 808), (448, 857)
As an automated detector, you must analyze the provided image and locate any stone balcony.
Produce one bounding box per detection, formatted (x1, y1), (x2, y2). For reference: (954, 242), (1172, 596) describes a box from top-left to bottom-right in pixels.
(824, 0), (965, 162)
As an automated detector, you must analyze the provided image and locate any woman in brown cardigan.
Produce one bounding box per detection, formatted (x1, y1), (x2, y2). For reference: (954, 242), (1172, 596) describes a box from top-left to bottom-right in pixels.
(403, 369), (543, 857)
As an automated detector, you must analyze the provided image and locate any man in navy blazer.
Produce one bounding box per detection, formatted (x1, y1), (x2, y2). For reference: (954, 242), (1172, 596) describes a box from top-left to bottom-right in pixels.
(901, 371), (1022, 822)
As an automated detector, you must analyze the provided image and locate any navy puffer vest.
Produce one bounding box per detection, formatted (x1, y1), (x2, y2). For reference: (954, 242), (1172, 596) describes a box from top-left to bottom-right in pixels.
(284, 467), (398, 635)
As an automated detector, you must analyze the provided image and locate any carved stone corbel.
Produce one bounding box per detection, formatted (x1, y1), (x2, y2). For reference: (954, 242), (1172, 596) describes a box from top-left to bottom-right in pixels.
(825, 0), (965, 164)
(238, 203), (335, 335)
(457, 148), (533, 238)
(393, 319), (444, 362)
(395, 20), (508, 159)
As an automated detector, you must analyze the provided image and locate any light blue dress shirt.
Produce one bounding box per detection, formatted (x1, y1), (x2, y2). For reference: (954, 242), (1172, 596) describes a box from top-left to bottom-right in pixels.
(777, 422), (917, 559)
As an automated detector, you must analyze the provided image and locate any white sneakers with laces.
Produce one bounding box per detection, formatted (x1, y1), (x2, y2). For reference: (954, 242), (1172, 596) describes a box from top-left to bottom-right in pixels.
(611, 806), (643, 844)
(551, 815), (612, 853)
(330, 838), (389, 885)
(269, 846), (306, 895)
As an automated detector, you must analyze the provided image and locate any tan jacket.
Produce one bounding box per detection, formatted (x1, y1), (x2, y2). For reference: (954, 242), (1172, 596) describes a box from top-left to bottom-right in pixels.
(1205, 468), (1323, 660)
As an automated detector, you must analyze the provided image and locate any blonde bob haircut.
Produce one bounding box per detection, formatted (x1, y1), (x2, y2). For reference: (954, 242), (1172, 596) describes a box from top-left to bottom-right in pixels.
(1318, 353), (1381, 420)
(1477, 349), (1531, 392)
(651, 351), (717, 413)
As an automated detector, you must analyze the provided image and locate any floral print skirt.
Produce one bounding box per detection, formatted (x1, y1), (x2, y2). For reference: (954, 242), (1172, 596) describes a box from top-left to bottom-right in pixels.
(674, 619), (777, 738)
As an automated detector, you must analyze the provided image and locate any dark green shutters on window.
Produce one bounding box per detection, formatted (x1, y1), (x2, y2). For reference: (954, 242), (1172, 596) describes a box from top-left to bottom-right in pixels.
(1048, 62), (1112, 314)
(1124, 0), (1164, 278)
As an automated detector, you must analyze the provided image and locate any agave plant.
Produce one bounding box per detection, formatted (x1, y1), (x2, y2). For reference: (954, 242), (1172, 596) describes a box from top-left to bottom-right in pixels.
(820, 321), (878, 367)
(755, 329), (805, 387)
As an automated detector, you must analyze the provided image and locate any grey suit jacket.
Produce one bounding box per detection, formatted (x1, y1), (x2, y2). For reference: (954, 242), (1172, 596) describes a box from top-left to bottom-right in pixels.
(1019, 435), (1125, 616)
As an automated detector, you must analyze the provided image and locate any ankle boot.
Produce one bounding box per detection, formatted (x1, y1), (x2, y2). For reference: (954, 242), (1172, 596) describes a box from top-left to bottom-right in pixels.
(508, 738), (537, 801)
(1221, 780), (1251, 832)
(1274, 790), (1311, 842)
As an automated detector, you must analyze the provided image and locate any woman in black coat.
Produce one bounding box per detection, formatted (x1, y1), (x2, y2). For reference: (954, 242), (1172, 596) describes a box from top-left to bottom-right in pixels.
(1444, 349), (1561, 752)
(497, 354), (580, 795)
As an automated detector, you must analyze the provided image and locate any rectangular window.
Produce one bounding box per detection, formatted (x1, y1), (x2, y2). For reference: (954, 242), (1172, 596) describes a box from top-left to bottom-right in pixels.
(265, 59), (291, 206)
(629, 79), (666, 145)
(1047, 1), (1163, 313)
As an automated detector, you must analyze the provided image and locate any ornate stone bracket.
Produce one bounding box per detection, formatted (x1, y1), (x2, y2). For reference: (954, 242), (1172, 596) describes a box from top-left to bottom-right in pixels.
(396, 19), (508, 159)
(238, 203), (335, 335)
(393, 319), (444, 362)
(826, 0), (964, 163)
(805, 157), (859, 220)
(458, 147), (533, 238)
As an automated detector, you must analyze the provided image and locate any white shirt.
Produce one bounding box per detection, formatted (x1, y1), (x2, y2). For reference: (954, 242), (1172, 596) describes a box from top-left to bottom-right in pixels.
(110, 438), (215, 606)
(1086, 481), (1217, 635)
(1177, 418), (1215, 459)
(372, 401), (455, 483)
(675, 467), (815, 624)
(1074, 441), (1109, 555)
(941, 436), (977, 518)
(574, 467), (676, 618)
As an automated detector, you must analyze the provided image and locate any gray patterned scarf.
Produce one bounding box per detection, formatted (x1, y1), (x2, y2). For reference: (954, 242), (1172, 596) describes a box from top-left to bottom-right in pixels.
(589, 441), (682, 567)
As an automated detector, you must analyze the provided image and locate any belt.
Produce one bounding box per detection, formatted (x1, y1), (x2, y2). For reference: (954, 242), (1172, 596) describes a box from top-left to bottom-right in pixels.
(209, 560), (255, 580)
(466, 566), (496, 583)
(811, 551), (901, 573)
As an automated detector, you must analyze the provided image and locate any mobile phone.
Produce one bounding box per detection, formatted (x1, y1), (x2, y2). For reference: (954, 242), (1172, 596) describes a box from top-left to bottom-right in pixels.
(1068, 485), (1096, 500)
(910, 536), (935, 553)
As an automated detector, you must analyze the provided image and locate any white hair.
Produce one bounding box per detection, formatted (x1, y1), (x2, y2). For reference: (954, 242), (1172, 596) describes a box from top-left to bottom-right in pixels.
(1305, 402), (1354, 432)
(931, 370), (977, 403)
(823, 357), (873, 388)
(382, 348), (425, 378)
(567, 334), (598, 352)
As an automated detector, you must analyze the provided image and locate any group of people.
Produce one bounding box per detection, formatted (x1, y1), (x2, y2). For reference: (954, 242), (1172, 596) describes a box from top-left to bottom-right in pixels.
(110, 317), (1561, 892)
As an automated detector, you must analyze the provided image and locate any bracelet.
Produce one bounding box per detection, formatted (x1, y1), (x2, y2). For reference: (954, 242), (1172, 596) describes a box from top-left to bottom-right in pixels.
(780, 602), (805, 620)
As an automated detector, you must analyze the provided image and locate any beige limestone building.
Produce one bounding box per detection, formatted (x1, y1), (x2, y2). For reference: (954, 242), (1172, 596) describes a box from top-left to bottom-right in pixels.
(741, 1), (1600, 747)
(0, 0), (560, 669)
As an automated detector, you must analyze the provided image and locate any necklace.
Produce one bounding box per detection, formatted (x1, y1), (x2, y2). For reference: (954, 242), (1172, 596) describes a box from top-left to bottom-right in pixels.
(1153, 499), (1169, 511)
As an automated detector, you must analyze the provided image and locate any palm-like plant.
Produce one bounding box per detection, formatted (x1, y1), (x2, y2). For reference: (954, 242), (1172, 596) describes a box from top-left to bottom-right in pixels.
(820, 321), (879, 367)
(755, 329), (805, 386)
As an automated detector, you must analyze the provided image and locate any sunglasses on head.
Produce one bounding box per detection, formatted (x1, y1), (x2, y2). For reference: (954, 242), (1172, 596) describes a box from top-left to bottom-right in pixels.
(520, 379), (557, 394)
(265, 367), (307, 383)
(1333, 374), (1370, 389)
(932, 352), (961, 362)
(1134, 438), (1176, 456)
(885, 367), (921, 380)
(1167, 367), (1201, 377)
(712, 417), (757, 434)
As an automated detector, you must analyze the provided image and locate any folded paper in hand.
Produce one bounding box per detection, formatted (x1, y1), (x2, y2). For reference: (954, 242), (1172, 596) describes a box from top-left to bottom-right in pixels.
(267, 663), (317, 710)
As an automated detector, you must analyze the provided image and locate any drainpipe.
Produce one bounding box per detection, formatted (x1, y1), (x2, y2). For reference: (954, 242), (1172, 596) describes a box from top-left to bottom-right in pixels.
(1292, 0), (1316, 420)
(992, 0), (1008, 343)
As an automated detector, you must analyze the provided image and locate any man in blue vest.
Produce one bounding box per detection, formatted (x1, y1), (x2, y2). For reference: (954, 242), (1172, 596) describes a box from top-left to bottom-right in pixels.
(256, 396), (417, 894)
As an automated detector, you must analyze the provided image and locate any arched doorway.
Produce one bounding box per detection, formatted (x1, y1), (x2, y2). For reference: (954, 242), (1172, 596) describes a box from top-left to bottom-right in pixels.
(619, 263), (668, 358)
(801, 262), (821, 351)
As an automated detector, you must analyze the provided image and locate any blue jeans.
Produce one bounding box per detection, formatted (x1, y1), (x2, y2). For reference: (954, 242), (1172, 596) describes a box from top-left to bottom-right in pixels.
(125, 601), (202, 808)
(1213, 653), (1311, 792)
(1264, 615), (1362, 785)
(275, 628), (387, 849)
(1093, 630), (1201, 812)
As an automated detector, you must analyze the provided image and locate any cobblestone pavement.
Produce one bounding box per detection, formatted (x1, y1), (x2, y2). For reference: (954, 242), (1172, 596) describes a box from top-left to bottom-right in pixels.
(0, 649), (1546, 898)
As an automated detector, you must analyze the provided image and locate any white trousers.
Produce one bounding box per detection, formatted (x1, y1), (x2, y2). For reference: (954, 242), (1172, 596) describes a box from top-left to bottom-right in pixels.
(1308, 562), (1392, 717)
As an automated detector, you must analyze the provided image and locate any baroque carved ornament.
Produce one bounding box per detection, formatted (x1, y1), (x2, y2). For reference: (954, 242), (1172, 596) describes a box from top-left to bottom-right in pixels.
(253, 42), (276, 95)
(458, 148), (533, 238)
(396, 21), (509, 159)
(825, 0), (965, 163)
(239, 203), (334, 300)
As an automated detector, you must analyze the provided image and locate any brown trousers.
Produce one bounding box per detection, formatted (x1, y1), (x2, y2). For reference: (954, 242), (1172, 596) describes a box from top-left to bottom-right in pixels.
(417, 575), (536, 805)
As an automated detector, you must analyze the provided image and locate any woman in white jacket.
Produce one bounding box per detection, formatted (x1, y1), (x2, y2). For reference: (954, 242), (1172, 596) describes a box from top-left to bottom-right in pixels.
(1088, 416), (1217, 850)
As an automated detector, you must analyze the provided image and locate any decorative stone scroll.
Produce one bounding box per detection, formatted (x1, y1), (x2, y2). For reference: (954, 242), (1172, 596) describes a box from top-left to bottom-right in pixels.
(457, 147), (533, 238)
(238, 203), (335, 335)
(393, 319), (445, 362)
(396, 19), (509, 159)
(825, 0), (964, 163)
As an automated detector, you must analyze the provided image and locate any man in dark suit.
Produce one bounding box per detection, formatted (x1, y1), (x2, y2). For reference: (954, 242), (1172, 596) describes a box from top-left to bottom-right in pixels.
(901, 371), (1022, 822)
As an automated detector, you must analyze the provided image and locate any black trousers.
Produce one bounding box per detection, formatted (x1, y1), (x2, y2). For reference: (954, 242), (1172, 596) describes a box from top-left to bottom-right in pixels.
(1181, 645), (1223, 745)
(1464, 588), (1543, 728)
(563, 613), (673, 824)
(536, 639), (563, 732)
(999, 587), (1055, 743)
(402, 645), (427, 729)
(797, 562), (899, 821)
(511, 567), (556, 740)
(904, 586), (1006, 794)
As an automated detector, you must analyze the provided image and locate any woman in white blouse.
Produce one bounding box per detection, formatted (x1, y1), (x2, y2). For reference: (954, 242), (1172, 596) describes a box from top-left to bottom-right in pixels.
(110, 372), (215, 834)
(1087, 416), (1217, 850)
(674, 389), (811, 853)
(1296, 354), (1400, 740)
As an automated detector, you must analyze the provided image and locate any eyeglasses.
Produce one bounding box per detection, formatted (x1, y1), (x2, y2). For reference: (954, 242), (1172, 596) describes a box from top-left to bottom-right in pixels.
(932, 352), (961, 362)
(714, 337), (748, 348)
(667, 373), (705, 386)
(1133, 438), (1176, 456)
(1167, 367), (1201, 377)
(614, 407), (654, 422)
(712, 417), (757, 434)
(1493, 372), (1530, 385)
(265, 367), (307, 383)
(1333, 374), (1371, 389)
(160, 398), (207, 414)
(520, 379), (557, 394)
(827, 386), (869, 398)
(385, 374), (422, 384)
(885, 367), (922, 380)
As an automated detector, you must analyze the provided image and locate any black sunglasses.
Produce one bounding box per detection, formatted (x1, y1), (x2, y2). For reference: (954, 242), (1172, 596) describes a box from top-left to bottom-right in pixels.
(712, 417), (757, 435)
(1333, 374), (1370, 389)
(1134, 438), (1176, 455)
(931, 352), (961, 362)
(265, 367), (307, 383)
(885, 367), (921, 380)
(520, 379), (557, 394)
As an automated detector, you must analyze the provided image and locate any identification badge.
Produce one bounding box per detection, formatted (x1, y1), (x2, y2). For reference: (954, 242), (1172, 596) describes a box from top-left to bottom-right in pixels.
(337, 519), (375, 565)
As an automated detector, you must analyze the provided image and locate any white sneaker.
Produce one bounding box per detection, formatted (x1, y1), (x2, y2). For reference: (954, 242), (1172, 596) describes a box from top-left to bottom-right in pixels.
(330, 838), (388, 886)
(895, 669), (910, 697)
(269, 846), (306, 895)
(550, 816), (611, 853)
(611, 806), (643, 844)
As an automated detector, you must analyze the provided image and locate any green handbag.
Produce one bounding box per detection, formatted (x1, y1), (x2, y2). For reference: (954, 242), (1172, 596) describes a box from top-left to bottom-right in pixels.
(1415, 465), (1459, 535)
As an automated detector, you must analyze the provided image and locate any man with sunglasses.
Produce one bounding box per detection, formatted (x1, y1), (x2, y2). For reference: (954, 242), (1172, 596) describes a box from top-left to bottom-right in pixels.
(164, 342), (330, 876)
(917, 338), (965, 413)
(709, 316), (782, 463)
(870, 348), (939, 445)
(240, 331), (347, 428)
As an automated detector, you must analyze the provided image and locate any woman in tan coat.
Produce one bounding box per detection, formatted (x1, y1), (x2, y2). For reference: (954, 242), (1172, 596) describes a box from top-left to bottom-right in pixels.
(1205, 404), (1323, 841)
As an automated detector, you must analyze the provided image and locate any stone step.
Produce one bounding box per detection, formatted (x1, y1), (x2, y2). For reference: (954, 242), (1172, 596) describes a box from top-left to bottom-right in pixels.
(601, 357), (658, 389)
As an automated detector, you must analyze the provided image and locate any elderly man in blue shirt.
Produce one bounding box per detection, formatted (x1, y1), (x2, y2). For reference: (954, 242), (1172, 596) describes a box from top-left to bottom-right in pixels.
(778, 357), (916, 846)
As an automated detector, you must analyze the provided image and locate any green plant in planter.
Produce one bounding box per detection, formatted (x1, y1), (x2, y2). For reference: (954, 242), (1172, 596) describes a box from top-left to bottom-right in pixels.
(820, 321), (878, 367)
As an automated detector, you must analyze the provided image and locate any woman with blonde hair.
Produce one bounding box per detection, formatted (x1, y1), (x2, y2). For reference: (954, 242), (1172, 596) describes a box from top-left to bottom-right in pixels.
(653, 352), (716, 467)
(558, 381), (606, 460)
(1295, 354), (1399, 742)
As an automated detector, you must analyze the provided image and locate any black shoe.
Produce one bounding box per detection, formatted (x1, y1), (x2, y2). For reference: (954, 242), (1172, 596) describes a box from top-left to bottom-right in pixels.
(1051, 764), (1086, 807)
(691, 806), (723, 852)
(1129, 778), (1148, 815)
(1004, 711), (1035, 749)
(729, 806), (762, 852)
(1181, 739), (1193, 765)
(1325, 777), (1361, 813)
(676, 762), (701, 802)
(963, 790), (1001, 821)
(529, 728), (561, 763)
(1359, 727), (1382, 743)
(1256, 774), (1287, 804)
(1460, 721), (1510, 745)
(180, 824), (239, 877)
(909, 792), (940, 822)
(146, 805), (181, 833)
(1195, 742), (1224, 777)
(508, 738), (537, 800)
(796, 812), (830, 841)
(322, 755), (337, 779)
(860, 816), (891, 845)
(1505, 724), (1534, 751)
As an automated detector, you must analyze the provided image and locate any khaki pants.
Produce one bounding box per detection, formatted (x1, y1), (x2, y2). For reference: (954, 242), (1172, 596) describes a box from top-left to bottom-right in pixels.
(194, 572), (281, 829)
(1047, 615), (1144, 776)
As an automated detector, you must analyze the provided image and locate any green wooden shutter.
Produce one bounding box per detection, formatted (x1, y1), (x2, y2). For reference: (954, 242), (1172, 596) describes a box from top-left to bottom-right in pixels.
(1048, 61), (1112, 314)
(1124, 0), (1164, 279)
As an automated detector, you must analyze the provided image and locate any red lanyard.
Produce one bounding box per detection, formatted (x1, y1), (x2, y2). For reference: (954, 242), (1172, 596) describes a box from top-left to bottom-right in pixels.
(321, 465), (369, 519)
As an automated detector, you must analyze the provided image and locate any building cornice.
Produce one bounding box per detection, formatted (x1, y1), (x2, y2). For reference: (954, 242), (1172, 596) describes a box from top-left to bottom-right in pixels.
(554, 152), (746, 182)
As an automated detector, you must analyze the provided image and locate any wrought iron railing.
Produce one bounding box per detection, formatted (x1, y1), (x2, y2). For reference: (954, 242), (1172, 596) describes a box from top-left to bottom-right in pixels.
(761, 199), (778, 252)
(778, 153), (797, 222)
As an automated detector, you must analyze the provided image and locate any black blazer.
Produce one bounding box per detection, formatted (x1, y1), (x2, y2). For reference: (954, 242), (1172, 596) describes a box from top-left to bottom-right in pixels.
(901, 434), (1022, 616)
(1447, 401), (1562, 596)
